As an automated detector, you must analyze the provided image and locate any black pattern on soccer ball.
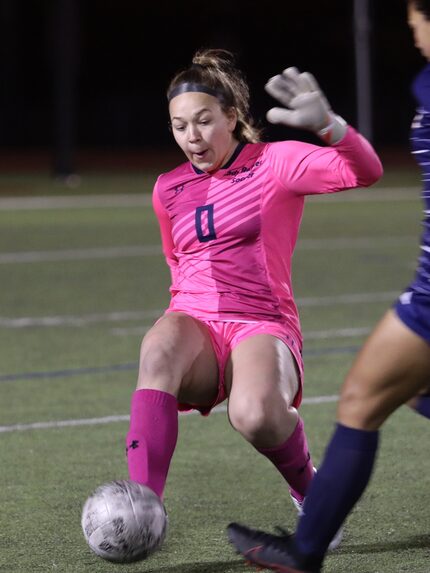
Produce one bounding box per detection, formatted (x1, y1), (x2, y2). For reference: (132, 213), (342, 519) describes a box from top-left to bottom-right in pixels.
(81, 480), (168, 563)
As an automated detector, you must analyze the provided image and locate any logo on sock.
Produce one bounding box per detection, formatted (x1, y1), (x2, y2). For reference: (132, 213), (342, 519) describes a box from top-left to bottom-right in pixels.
(126, 439), (139, 454)
(298, 452), (311, 474)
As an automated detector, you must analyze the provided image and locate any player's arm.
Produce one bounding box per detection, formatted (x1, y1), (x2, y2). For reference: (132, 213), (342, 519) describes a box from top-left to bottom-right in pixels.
(152, 180), (179, 283)
(265, 67), (383, 190)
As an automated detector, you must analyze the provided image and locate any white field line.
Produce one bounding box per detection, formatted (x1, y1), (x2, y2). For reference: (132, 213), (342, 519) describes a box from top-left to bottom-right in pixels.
(0, 291), (398, 329)
(0, 187), (420, 211)
(0, 194), (153, 210)
(0, 237), (418, 265)
(110, 325), (373, 340)
(306, 187), (420, 203)
(0, 394), (339, 434)
(297, 290), (399, 306)
(0, 245), (162, 263)
(305, 326), (371, 340)
(297, 236), (417, 250)
(0, 309), (162, 328)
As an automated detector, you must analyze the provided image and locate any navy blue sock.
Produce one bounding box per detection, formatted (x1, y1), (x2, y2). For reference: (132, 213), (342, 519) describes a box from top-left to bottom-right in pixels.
(414, 395), (430, 419)
(295, 423), (379, 560)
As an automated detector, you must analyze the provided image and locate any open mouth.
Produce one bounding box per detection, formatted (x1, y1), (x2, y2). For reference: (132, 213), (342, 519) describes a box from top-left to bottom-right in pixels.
(193, 149), (208, 160)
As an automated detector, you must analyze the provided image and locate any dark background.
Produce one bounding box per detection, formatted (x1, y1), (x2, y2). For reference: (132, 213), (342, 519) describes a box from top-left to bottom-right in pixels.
(0, 0), (425, 171)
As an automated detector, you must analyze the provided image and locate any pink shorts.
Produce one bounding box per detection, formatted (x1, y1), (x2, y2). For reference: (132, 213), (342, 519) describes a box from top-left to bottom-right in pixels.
(174, 317), (304, 416)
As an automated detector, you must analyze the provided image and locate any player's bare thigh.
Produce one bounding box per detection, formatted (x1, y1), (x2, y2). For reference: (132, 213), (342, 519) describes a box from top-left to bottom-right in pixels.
(226, 334), (300, 445)
(137, 311), (219, 405)
(338, 308), (430, 430)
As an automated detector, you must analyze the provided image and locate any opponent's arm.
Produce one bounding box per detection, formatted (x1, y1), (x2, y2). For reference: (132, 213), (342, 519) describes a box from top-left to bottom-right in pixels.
(265, 67), (347, 144)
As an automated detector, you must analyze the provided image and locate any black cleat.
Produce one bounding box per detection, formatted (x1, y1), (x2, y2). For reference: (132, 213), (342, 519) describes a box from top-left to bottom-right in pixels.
(227, 522), (322, 573)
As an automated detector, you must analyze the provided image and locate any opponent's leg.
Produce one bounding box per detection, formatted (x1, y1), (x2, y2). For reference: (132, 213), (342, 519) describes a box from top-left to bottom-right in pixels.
(126, 312), (218, 498)
(294, 309), (430, 561)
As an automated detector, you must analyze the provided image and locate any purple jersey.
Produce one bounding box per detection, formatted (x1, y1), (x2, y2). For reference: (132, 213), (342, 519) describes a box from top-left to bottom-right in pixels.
(153, 126), (382, 343)
(395, 63), (430, 341)
(408, 62), (430, 294)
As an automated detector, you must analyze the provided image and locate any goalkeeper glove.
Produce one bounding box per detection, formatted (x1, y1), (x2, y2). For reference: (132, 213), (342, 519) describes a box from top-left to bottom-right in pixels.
(265, 67), (347, 144)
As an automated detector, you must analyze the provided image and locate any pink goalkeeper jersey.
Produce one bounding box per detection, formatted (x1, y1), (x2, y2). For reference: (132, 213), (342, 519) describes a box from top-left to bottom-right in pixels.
(152, 126), (383, 344)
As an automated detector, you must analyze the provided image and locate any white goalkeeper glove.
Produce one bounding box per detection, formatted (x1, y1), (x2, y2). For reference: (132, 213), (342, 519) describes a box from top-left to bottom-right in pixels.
(265, 67), (347, 144)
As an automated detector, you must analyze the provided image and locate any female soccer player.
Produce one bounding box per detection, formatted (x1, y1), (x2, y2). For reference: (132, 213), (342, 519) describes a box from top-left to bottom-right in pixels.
(228, 2), (430, 571)
(125, 48), (382, 550)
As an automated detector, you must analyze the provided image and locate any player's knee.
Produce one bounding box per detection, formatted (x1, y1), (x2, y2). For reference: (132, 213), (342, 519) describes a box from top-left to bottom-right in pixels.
(229, 394), (283, 441)
(338, 374), (382, 429)
(338, 373), (366, 412)
(138, 336), (177, 384)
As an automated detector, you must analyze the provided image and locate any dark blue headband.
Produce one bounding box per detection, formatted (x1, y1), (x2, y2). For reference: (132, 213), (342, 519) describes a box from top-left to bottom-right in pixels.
(168, 82), (225, 102)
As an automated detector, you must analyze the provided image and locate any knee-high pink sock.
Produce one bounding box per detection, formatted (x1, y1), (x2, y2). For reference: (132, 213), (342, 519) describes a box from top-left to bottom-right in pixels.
(257, 417), (314, 502)
(126, 389), (178, 499)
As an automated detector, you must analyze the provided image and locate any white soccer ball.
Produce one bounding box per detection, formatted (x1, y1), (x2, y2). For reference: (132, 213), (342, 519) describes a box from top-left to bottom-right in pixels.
(81, 480), (168, 563)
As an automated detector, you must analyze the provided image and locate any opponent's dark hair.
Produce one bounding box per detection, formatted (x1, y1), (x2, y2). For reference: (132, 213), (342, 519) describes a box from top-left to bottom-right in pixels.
(167, 48), (262, 143)
(408, 0), (430, 20)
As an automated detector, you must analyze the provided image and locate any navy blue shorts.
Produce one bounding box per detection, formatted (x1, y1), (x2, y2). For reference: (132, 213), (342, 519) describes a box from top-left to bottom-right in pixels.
(394, 291), (430, 343)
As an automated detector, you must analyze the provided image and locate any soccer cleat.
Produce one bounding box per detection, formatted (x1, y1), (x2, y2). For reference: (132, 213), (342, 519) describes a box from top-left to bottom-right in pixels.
(289, 491), (304, 515)
(227, 522), (322, 573)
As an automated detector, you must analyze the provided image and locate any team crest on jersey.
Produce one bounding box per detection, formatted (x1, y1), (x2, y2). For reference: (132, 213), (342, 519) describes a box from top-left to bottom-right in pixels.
(412, 112), (423, 129)
(226, 160), (263, 184)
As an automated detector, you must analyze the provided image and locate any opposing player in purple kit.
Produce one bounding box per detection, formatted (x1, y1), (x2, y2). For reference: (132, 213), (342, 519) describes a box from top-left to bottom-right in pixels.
(125, 47), (382, 552)
(227, 2), (430, 571)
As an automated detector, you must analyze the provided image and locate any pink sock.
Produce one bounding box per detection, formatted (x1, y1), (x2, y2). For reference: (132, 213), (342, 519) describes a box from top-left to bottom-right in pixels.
(126, 389), (178, 499)
(257, 417), (314, 502)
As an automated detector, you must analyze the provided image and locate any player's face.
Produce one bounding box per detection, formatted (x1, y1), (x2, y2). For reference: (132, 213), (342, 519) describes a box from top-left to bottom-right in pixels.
(169, 92), (238, 172)
(408, 5), (430, 61)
